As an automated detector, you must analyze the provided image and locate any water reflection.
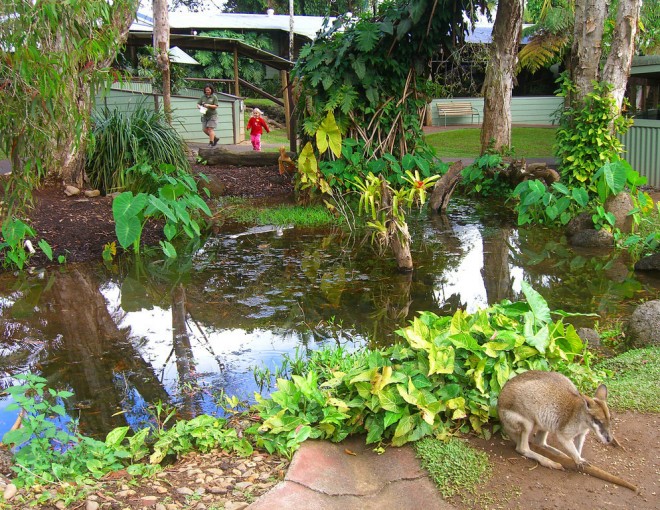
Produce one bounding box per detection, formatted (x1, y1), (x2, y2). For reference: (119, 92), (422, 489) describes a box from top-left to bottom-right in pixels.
(1, 198), (658, 437)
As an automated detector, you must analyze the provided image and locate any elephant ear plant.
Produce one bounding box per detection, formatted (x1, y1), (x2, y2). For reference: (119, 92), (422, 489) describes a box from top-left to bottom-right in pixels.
(111, 163), (211, 258)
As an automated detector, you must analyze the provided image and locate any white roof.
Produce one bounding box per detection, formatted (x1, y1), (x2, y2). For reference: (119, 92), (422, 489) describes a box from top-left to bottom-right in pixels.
(169, 46), (199, 64)
(133, 9), (333, 40)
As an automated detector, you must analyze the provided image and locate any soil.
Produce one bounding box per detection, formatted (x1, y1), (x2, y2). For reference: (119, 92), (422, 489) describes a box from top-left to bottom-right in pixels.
(461, 411), (659, 510)
(24, 163), (293, 266)
(3, 163), (659, 509)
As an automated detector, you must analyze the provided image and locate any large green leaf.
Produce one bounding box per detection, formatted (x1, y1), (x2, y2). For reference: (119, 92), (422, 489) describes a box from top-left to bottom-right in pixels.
(315, 111), (342, 158)
(112, 191), (147, 220)
(115, 215), (141, 250)
(521, 281), (551, 325)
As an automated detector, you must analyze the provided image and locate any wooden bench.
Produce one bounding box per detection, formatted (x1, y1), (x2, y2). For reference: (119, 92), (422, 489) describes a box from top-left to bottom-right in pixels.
(436, 102), (480, 126)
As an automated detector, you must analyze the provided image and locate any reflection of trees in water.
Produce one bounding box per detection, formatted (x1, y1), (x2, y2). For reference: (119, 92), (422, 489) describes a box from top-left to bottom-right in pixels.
(510, 229), (649, 316)
(482, 228), (514, 305)
(0, 267), (170, 437)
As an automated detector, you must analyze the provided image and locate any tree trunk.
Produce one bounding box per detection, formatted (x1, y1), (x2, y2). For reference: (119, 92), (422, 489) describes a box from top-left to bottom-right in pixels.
(380, 179), (413, 272)
(57, 1), (138, 185)
(480, 0), (524, 155)
(429, 161), (463, 213)
(570, 0), (608, 100)
(153, 0), (172, 124)
(602, 0), (642, 111)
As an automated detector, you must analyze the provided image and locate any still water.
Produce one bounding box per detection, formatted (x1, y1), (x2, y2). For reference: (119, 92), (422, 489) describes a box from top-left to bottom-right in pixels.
(1, 197), (659, 438)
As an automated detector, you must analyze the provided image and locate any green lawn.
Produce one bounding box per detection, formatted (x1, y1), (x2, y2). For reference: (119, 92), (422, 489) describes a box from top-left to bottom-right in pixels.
(425, 127), (557, 158)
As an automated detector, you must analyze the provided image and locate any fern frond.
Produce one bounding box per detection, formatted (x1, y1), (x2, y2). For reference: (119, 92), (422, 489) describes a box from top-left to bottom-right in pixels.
(518, 32), (570, 73)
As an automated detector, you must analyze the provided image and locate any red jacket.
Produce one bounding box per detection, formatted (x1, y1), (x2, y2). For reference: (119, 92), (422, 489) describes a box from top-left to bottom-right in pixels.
(247, 116), (270, 136)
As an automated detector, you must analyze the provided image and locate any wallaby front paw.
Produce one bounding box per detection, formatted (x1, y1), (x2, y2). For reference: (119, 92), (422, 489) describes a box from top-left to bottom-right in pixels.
(575, 459), (590, 471)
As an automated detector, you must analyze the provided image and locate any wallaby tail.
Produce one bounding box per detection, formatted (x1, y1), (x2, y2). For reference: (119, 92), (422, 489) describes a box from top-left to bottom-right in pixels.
(529, 444), (639, 493)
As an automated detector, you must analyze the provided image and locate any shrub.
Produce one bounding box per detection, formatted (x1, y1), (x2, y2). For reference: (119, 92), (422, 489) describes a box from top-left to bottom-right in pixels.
(86, 105), (190, 194)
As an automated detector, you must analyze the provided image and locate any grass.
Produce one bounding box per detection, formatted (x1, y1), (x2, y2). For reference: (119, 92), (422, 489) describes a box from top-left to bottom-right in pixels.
(218, 198), (342, 228)
(414, 437), (492, 499)
(595, 347), (660, 412)
(425, 127), (556, 158)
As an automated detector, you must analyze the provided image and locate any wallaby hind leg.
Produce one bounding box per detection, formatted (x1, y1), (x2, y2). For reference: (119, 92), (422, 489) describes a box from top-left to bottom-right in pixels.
(503, 412), (564, 470)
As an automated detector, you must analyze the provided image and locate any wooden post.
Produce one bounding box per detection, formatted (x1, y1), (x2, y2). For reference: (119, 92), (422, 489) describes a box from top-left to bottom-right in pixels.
(281, 70), (290, 139)
(285, 71), (297, 153)
(233, 47), (240, 97)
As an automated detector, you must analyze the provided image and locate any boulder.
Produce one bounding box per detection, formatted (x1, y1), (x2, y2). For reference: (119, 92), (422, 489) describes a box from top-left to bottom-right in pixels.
(568, 228), (614, 248)
(626, 300), (660, 348)
(634, 253), (660, 272)
(576, 327), (601, 347)
(566, 212), (594, 237)
(604, 192), (634, 233)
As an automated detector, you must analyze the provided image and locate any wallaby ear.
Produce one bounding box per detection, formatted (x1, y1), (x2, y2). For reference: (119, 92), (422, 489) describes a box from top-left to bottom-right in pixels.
(594, 384), (608, 401)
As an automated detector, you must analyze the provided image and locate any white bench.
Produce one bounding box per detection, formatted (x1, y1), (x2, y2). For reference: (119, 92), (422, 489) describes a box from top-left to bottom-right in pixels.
(436, 102), (480, 126)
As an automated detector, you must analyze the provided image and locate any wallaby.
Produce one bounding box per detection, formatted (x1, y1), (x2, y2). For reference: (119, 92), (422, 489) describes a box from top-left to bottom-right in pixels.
(497, 370), (613, 470)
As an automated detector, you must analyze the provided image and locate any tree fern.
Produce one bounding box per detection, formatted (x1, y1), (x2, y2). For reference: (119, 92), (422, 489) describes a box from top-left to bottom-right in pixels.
(518, 31), (570, 73)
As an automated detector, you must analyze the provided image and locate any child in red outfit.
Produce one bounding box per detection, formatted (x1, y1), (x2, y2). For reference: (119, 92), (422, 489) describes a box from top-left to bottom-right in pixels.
(246, 108), (270, 151)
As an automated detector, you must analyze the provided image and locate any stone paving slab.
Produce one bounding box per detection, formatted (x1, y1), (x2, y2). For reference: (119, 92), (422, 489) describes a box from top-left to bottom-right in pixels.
(248, 435), (457, 510)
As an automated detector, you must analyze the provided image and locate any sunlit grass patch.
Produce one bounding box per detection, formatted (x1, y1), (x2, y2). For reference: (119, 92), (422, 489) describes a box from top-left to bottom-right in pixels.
(220, 200), (342, 228)
(414, 436), (492, 498)
(596, 347), (660, 412)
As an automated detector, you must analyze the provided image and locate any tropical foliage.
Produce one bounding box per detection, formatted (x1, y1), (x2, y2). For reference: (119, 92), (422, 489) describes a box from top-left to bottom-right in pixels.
(554, 77), (631, 187)
(192, 30), (275, 95)
(293, 0), (485, 161)
(111, 163), (212, 258)
(251, 282), (603, 453)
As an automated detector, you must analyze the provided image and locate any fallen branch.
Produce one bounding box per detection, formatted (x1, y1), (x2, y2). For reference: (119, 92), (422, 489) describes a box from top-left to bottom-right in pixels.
(529, 444), (638, 493)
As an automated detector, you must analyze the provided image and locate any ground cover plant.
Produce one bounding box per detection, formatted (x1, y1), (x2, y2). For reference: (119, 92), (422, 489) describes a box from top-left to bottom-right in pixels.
(218, 199), (343, 228)
(414, 436), (491, 498)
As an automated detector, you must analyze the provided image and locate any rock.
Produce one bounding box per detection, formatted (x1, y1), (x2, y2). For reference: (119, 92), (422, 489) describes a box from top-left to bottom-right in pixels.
(83, 189), (101, 198)
(141, 495), (159, 507)
(201, 173), (227, 197)
(224, 502), (249, 510)
(234, 481), (253, 490)
(86, 500), (100, 510)
(568, 228), (614, 248)
(156, 504), (167, 510)
(116, 489), (137, 498)
(64, 185), (80, 196)
(576, 327), (601, 347)
(177, 487), (195, 496)
(605, 192), (634, 233)
(3, 483), (17, 500)
(626, 300), (660, 348)
(634, 253), (660, 272)
(565, 212), (594, 237)
(55, 501), (66, 509)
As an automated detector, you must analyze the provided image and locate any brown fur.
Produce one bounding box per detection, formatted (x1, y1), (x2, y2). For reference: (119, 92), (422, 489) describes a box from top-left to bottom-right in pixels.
(497, 370), (612, 470)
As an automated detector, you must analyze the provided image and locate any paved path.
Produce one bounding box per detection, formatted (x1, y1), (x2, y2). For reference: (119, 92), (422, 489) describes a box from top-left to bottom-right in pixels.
(248, 435), (456, 510)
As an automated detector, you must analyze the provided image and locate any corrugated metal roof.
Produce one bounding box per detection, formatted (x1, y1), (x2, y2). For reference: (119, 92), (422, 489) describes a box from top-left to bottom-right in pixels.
(132, 10), (332, 40)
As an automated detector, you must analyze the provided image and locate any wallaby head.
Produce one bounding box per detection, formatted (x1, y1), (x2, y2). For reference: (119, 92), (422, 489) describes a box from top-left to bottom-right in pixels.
(583, 383), (613, 445)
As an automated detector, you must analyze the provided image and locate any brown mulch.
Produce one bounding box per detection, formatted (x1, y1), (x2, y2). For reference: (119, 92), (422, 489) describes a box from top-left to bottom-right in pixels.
(23, 163), (293, 266)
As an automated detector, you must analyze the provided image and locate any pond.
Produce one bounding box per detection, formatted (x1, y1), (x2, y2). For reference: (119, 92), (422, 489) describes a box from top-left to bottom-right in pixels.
(1, 197), (659, 438)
